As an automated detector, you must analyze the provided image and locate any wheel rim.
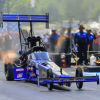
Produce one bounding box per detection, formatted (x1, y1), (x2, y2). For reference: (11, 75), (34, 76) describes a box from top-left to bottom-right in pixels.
(47, 84), (50, 88)
(76, 82), (80, 87)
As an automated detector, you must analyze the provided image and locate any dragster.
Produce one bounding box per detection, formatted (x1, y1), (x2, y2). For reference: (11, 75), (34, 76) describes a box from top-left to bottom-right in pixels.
(0, 12), (99, 90)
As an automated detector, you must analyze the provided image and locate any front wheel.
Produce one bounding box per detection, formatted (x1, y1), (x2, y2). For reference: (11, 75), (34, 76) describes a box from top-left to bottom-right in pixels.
(76, 67), (83, 89)
(47, 69), (53, 90)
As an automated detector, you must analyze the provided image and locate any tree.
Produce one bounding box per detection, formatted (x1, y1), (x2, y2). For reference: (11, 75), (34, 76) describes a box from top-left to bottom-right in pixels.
(3, 0), (31, 14)
(0, 0), (6, 12)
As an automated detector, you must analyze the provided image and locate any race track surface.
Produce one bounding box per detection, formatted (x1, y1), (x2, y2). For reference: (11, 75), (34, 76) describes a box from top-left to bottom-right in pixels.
(0, 61), (100, 100)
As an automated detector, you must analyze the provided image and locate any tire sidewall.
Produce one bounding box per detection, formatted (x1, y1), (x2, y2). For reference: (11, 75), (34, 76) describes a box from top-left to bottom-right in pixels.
(5, 63), (14, 81)
(47, 68), (53, 90)
(76, 67), (83, 89)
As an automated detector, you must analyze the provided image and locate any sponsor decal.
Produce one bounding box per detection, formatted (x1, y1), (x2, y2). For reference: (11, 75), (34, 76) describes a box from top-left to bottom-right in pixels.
(16, 68), (24, 71)
(17, 73), (23, 78)
(42, 71), (47, 76)
(27, 66), (34, 71)
(63, 79), (67, 82)
(29, 72), (36, 77)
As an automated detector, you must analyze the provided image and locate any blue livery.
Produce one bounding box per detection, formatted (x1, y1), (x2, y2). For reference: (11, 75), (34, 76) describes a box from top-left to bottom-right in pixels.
(75, 31), (89, 45)
(88, 33), (95, 40)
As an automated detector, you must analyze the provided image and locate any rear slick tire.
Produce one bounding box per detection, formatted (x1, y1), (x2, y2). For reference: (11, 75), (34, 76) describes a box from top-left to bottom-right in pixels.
(5, 63), (14, 81)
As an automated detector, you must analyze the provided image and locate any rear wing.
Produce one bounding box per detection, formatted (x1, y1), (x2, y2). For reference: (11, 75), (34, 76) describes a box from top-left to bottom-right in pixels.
(0, 12), (49, 53)
(0, 12), (49, 28)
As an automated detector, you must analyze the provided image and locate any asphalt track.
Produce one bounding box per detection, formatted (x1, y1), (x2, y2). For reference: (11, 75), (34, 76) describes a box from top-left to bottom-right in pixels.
(0, 60), (100, 100)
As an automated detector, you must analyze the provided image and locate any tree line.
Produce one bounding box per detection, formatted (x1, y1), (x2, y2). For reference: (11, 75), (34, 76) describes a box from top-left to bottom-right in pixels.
(2, 0), (100, 23)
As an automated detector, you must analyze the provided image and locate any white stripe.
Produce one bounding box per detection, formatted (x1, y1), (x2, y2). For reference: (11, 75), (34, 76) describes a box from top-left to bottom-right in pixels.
(36, 63), (38, 68)
(36, 70), (39, 75)
(83, 72), (100, 77)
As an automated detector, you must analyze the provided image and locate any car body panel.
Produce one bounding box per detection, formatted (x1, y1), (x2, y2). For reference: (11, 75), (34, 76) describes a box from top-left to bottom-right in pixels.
(13, 67), (27, 80)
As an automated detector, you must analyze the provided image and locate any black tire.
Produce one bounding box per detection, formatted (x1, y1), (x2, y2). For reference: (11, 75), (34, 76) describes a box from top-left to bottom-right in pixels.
(67, 82), (71, 87)
(5, 63), (14, 81)
(76, 67), (83, 89)
(4, 64), (7, 74)
(47, 69), (53, 90)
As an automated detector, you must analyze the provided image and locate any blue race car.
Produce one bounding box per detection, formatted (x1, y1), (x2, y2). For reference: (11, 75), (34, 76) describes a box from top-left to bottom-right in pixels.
(1, 13), (99, 91)
(4, 36), (99, 90)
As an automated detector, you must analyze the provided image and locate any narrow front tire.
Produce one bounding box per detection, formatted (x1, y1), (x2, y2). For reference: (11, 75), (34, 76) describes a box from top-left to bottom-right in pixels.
(76, 67), (83, 89)
(47, 68), (53, 90)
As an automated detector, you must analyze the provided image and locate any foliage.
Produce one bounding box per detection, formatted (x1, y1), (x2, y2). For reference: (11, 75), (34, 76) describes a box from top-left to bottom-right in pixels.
(3, 0), (31, 14)
(3, 0), (100, 23)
